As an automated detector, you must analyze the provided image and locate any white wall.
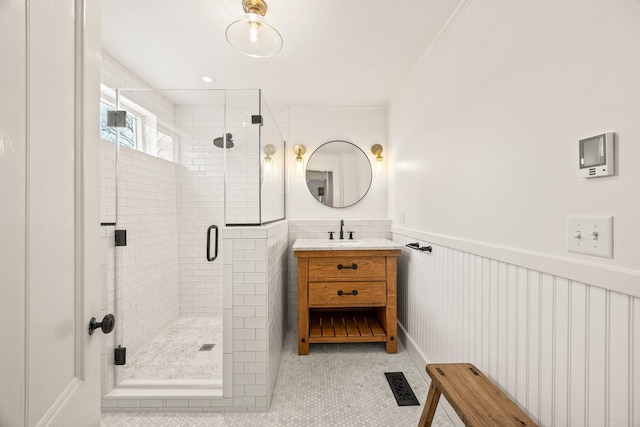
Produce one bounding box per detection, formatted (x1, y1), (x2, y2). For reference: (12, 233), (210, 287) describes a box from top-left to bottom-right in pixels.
(387, 0), (640, 272)
(287, 107), (388, 219)
(387, 0), (640, 425)
(0, 2), (27, 423)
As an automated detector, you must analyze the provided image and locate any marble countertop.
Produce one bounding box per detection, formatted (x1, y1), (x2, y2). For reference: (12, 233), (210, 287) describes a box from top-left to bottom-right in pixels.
(292, 238), (403, 251)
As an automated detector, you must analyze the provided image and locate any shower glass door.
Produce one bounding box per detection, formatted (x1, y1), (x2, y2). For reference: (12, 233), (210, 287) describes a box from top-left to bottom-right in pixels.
(223, 90), (285, 225)
(104, 88), (229, 386)
(223, 90), (261, 225)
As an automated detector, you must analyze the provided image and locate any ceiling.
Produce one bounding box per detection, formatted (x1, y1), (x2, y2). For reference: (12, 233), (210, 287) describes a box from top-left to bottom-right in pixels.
(101, 0), (460, 107)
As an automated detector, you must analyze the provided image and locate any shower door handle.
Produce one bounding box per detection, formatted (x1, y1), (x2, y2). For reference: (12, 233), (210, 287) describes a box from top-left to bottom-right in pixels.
(207, 225), (218, 262)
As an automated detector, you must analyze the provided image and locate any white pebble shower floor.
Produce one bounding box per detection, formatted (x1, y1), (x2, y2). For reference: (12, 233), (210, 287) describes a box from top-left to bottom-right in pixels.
(123, 317), (223, 381)
(103, 331), (455, 426)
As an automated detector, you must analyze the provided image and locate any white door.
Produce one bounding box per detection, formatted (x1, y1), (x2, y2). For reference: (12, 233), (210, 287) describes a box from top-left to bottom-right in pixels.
(0, 0), (102, 426)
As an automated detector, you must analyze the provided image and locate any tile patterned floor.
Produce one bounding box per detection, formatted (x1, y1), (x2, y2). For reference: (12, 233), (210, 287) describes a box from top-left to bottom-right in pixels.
(123, 317), (223, 381)
(102, 331), (455, 426)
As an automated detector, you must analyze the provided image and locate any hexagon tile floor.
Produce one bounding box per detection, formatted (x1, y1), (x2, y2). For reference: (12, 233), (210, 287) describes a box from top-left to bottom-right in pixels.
(101, 331), (455, 427)
(123, 317), (223, 381)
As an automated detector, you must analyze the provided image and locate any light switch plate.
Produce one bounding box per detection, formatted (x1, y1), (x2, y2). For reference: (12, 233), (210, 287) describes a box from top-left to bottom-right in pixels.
(567, 215), (613, 258)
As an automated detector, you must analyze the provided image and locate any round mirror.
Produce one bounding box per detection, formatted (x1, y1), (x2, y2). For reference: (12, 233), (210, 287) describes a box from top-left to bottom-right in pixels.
(305, 140), (372, 208)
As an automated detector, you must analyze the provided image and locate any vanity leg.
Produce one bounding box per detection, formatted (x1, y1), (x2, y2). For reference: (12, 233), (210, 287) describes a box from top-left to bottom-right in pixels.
(380, 306), (397, 353)
(297, 258), (310, 355)
(385, 256), (398, 353)
(298, 323), (309, 355)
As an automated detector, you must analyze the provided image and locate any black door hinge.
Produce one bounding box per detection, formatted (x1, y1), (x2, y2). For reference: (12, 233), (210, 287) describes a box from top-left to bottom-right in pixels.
(114, 346), (126, 365)
(115, 229), (127, 247)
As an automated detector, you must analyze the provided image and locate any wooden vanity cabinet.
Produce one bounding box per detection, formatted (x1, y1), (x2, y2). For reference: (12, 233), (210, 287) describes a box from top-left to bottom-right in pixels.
(294, 248), (401, 355)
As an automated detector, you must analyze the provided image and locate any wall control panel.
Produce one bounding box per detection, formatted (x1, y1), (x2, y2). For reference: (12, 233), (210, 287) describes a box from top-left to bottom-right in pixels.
(579, 133), (614, 178)
(567, 215), (613, 258)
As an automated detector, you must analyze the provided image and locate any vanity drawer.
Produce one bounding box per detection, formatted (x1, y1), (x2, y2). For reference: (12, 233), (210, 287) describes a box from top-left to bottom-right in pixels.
(308, 256), (386, 281)
(308, 281), (387, 307)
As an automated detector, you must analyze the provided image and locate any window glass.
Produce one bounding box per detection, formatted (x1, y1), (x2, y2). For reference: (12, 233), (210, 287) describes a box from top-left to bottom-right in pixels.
(156, 129), (174, 162)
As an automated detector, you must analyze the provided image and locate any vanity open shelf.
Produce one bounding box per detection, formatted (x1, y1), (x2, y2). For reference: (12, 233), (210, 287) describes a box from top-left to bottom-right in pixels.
(293, 239), (402, 355)
(309, 309), (387, 342)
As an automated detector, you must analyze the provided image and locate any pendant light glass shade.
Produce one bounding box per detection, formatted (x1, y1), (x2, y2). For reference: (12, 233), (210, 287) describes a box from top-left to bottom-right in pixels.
(226, 13), (283, 58)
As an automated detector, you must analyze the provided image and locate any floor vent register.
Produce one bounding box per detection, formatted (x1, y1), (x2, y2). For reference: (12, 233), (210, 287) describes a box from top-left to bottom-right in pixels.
(384, 372), (420, 406)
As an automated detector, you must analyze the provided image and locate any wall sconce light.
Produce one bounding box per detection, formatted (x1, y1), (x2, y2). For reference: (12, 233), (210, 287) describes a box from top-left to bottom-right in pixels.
(263, 144), (275, 172)
(371, 144), (383, 172)
(293, 144), (306, 173)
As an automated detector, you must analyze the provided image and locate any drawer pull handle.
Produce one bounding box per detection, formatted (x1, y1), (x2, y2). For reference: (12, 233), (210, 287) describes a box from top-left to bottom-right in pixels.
(337, 289), (358, 296)
(337, 263), (358, 270)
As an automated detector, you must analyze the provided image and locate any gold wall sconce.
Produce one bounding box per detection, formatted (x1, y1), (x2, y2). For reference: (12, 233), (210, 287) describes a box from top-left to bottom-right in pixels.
(294, 144), (306, 173)
(263, 143), (276, 171)
(263, 144), (276, 161)
(371, 144), (383, 171)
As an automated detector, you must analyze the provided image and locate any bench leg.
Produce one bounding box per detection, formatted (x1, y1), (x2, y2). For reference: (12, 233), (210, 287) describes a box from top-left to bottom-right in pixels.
(418, 383), (441, 427)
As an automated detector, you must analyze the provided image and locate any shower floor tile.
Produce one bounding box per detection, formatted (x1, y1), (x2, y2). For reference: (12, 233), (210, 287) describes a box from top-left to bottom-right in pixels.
(103, 331), (455, 426)
(123, 317), (222, 381)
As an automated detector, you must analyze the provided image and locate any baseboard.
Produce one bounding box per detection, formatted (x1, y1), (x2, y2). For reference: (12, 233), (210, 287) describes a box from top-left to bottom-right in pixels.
(398, 322), (464, 427)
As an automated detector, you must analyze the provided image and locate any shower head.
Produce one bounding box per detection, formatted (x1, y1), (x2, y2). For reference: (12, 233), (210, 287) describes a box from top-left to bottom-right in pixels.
(213, 133), (234, 148)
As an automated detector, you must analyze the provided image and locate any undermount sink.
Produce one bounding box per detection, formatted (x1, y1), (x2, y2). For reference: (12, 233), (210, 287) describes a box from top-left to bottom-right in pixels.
(292, 238), (404, 251)
(316, 239), (364, 246)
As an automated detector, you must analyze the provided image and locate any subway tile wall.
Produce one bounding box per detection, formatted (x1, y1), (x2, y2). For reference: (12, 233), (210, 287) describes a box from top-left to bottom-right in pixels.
(101, 226), (117, 395)
(99, 141), (184, 392)
(222, 221), (288, 411)
(100, 140), (116, 223)
(224, 108), (261, 225)
(112, 144), (182, 361)
(266, 222), (288, 404)
(174, 106), (225, 317)
(101, 53), (175, 134)
(286, 219), (392, 329)
(100, 53), (176, 224)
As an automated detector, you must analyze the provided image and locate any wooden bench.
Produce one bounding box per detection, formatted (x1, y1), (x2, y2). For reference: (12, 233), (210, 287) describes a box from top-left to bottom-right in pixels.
(418, 363), (537, 427)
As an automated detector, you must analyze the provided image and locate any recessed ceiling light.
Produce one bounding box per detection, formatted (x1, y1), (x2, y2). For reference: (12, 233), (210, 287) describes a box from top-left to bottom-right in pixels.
(202, 75), (215, 83)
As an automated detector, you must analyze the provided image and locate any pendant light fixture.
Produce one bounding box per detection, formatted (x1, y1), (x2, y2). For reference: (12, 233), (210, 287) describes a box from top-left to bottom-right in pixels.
(225, 0), (283, 58)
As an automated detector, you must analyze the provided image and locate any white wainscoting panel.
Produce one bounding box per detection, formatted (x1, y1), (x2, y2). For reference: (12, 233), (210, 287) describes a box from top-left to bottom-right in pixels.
(394, 233), (639, 427)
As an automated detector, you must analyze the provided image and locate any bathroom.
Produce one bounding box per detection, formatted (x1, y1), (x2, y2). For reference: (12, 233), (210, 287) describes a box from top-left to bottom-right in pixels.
(1, 0), (640, 426)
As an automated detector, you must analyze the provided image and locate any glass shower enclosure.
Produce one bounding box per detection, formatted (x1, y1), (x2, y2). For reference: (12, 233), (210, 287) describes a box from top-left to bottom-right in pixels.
(100, 88), (284, 391)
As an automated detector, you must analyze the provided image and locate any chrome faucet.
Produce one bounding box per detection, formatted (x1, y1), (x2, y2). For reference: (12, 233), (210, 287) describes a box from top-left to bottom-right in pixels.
(339, 219), (344, 240)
